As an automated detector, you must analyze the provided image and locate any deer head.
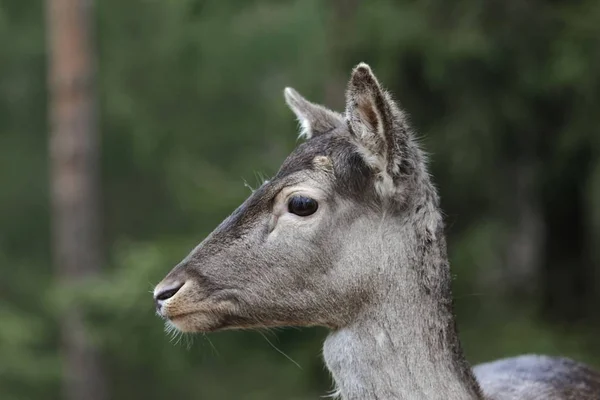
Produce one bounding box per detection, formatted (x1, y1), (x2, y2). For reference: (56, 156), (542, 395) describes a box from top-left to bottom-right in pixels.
(154, 63), (600, 400)
(154, 63), (437, 334)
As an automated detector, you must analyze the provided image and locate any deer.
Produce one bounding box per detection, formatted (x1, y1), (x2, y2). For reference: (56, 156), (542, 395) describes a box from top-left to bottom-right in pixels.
(153, 63), (600, 399)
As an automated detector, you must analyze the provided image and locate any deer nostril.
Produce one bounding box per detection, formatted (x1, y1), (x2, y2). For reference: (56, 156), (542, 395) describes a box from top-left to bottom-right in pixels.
(155, 282), (184, 302)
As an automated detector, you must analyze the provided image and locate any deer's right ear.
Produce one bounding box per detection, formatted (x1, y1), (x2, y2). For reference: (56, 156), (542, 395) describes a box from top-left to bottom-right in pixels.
(345, 63), (410, 197)
(284, 87), (343, 139)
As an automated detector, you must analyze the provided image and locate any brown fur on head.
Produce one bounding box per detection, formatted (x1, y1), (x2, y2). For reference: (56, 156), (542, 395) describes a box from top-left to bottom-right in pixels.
(154, 63), (432, 333)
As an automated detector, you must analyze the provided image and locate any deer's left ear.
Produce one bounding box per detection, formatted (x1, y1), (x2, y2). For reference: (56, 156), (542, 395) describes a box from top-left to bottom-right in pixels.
(345, 63), (410, 193)
(284, 87), (344, 139)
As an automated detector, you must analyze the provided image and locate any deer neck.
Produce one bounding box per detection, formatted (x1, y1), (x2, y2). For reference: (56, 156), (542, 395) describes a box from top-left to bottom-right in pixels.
(323, 209), (483, 400)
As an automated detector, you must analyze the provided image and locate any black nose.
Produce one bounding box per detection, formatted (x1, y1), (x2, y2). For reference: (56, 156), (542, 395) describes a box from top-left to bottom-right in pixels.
(154, 282), (184, 308)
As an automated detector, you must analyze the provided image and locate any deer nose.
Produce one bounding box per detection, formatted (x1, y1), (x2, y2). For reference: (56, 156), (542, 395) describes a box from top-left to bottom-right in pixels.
(154, 281), (184, 310)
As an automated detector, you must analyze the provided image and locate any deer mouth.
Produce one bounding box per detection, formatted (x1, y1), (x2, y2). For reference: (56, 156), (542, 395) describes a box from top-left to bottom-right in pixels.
(161, 301), (239, 332)
(157, 283), (240, 333)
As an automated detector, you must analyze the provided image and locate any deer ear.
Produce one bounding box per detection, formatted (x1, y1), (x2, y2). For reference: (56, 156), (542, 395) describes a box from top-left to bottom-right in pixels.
(284, 87), (343, 139)
(345, 63), (407, 192)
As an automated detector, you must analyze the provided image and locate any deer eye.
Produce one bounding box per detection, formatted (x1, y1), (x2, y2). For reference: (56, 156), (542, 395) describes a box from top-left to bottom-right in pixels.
(288, 196), (318, 216)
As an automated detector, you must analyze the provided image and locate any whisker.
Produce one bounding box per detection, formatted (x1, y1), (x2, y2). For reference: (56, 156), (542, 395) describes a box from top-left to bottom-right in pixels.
(203, 334), (220, 356)
(258, 331), (302, 370)
(243, 179), (255, 193)
(183, 332), (195, 350)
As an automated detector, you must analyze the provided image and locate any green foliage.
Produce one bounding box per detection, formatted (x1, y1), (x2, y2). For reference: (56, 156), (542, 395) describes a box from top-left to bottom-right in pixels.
(1, 0), (599, 398)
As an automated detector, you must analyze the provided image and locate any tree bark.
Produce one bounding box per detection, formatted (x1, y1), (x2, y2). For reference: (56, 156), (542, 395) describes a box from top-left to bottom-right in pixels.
(504, 158), (544, 297)
(325, 0), (360, 110)
(46, 0), (107, 399)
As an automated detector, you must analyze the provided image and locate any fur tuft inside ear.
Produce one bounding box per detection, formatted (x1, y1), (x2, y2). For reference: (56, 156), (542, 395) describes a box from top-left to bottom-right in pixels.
(346, 63), (392, 142)
(345, 63), (409, 197)
(284, 87), (343, 139)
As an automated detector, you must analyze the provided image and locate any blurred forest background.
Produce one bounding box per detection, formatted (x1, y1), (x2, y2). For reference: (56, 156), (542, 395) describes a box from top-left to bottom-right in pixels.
(1, 0), (600, 399)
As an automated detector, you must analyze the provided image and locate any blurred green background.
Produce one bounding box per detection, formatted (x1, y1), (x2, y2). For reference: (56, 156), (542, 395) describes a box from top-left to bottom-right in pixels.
(2, 0), (600, 399)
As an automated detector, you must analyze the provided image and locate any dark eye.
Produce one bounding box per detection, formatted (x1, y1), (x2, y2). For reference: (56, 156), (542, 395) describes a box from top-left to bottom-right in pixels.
(288, 196), (318, 216)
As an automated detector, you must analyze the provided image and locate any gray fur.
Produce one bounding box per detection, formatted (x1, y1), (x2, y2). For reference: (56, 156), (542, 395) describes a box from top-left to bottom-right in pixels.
(154, 63), (600, 399)
(284, 87), (344, 139)
(475, 355), (600, 399)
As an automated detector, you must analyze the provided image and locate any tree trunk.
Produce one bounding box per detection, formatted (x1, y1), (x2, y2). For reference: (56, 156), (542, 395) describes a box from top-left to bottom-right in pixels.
(46, 0), (107, 399)
(542, 146), (593, 322)
(325, 0), (360, 110)
(504, 158), (544, 297)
